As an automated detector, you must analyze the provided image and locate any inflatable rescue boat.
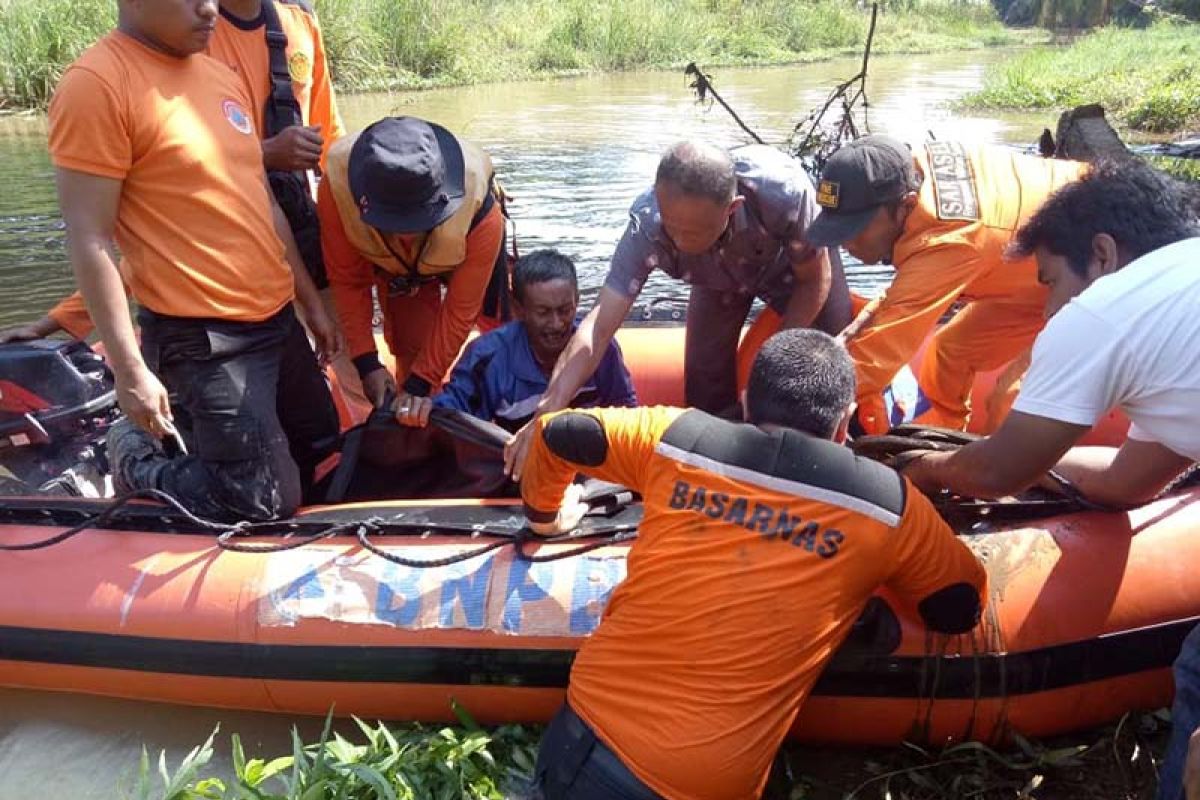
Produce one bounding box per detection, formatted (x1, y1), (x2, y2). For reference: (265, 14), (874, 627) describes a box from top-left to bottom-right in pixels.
(0, 318), (1183, 748)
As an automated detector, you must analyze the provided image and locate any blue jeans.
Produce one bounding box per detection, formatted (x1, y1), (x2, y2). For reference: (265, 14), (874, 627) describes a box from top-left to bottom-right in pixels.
(1160, 622), (1200, 800)
(534, 704), (662, 800)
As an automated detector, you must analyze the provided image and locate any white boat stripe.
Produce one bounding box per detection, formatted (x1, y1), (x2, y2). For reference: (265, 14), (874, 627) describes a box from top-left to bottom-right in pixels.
(653, 441), (901, 527)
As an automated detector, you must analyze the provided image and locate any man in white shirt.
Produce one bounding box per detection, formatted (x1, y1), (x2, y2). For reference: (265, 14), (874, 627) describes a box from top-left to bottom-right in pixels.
(899, 158), (1200, 800)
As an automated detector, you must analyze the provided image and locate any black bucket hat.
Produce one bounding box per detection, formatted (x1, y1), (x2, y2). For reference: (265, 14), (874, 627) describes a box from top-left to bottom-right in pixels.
(806, 135), (916, 247)
(348, 116), (466, 234)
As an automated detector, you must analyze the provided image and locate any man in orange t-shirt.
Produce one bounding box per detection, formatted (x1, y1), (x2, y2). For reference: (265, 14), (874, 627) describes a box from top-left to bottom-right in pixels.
(522, 329), (987, 800)
(48, 0), (341, 521)
(805, 135), (1087, 436)
(6, 0), (369, 423)
(318, 116), (505, 426)
(8, 0), (342, 326)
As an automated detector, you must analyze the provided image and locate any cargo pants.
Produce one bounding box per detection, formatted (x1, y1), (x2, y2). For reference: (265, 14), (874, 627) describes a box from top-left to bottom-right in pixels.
(124, 304), (338, 522)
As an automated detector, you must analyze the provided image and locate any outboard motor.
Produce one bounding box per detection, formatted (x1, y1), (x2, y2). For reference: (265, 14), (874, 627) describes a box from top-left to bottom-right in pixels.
(0, 340), (119, 496)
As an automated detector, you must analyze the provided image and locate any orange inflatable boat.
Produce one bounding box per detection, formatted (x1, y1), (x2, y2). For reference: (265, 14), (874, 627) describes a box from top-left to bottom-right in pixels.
(0, 321), (1172, 748)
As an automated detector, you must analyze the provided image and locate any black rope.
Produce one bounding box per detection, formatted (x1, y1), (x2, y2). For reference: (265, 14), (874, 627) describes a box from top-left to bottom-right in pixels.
(1043, 469), (1123, 513)
(2, 489), (641, 565)
(355, 523), (516, 568)
(0, 488), (232, 551)
(216, 519), (362, 553)
(514, 526), (639, 563)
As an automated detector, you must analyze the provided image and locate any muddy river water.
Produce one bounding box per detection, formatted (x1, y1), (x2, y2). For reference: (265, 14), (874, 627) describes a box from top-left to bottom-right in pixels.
(0, 49), (1048, 798)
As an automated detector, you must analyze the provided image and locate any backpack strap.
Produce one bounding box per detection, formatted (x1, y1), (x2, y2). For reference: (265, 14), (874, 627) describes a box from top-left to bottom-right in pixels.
(260, 0), (304, 139)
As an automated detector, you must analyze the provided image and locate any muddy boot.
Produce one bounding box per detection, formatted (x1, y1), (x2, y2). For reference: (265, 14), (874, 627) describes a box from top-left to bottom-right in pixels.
(106, 417), (171, 495)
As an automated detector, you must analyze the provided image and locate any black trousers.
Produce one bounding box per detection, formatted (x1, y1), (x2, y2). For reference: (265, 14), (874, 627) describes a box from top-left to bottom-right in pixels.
(683, 253), (852, 418)
(137, 304), (338, 521)
(534, 704), (662, 800)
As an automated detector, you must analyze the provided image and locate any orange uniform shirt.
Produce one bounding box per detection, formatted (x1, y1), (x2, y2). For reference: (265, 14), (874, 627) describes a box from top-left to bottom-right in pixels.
(318, 181), (505, 387)
(523, 407), (987, 800)
(47, 32), (292, 322)
(47, 10), (342, 336)
(846, 143), (1087, 412)
(209, 1), (344, 168)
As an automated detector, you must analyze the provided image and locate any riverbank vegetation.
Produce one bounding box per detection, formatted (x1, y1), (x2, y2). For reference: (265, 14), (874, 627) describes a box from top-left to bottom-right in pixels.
(128, 708), (1170, 799)
(0, 0), (1018, 112)
(960, 21), (1200, 133)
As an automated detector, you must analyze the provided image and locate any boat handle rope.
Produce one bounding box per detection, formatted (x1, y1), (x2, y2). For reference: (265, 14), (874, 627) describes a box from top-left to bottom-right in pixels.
(0, 487), (641, 564)
(0, 488), (236, 552)
(850, 426), (1124, 515)
(354, 521), (641, 568)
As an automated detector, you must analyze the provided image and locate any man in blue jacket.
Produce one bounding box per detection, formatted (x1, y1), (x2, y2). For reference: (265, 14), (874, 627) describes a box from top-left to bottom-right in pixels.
(431, 249), (637, 431)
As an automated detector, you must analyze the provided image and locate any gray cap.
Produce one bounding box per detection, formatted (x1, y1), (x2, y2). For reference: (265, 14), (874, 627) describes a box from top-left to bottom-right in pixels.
(806, 135), (916, 247)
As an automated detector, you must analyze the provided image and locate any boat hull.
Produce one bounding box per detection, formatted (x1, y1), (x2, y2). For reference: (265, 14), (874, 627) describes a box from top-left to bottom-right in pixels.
(1, 490), (1195, 745)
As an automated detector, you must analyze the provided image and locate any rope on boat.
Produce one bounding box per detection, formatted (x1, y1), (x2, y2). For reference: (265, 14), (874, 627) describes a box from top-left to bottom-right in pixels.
(0, 487), (232, 551)
(354, 521), (641, 568)
(13, 422), (1174, 556)
(0, 486), (640, 564)
(355, 523), (516, 568)
(850, 425), (1123, 516)
(514, 525), (640, 563)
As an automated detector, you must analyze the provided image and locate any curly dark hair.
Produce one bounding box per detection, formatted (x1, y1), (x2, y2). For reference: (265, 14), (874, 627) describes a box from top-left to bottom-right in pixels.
(1010, 158), (1200, 276)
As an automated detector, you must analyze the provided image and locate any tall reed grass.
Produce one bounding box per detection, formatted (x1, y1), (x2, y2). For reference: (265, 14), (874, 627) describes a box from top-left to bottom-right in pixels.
(960, 21), (1200, 132)
(0, 0), (113, 112)
(0, 0), (1013, 111)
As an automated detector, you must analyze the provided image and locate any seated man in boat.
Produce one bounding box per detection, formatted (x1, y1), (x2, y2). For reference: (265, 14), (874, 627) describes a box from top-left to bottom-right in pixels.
(521, 328), (987, 800)
(430, 248), (637, 432)
(805, 135), (1087, 435)
(888, 159), (1200, 800)
(318, 116), (506, 425)
(503, 139), (853, 478)
(49, 0), (341, 521)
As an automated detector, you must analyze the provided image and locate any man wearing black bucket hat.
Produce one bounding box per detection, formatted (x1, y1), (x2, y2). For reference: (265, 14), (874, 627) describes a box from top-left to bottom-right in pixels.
(806, 135), (1086, 437)
(318, 116), (505, 427)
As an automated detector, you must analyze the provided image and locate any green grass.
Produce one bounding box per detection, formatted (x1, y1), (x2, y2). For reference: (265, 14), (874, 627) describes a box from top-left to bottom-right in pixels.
(124, 708), (541, 800)
(0, 0), (114, 113)
(126, 708), (1173, 800)
(314, 0), (1020, 93)
(0, 0), (1019, 111)
(960, 21), (1200, 133)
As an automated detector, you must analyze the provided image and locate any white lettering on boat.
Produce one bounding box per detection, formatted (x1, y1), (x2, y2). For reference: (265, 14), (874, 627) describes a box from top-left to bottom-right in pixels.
(258, 545), (627, 637)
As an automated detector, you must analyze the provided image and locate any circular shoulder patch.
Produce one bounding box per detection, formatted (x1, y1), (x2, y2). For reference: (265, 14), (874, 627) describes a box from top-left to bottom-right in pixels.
(288, 50), (313, 83)
(222, 99), (253, 135)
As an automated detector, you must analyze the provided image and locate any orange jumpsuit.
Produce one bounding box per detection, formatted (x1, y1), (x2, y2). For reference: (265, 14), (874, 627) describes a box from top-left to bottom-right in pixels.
(523, 406), (987, 800)
(846, 142), (1086, 435)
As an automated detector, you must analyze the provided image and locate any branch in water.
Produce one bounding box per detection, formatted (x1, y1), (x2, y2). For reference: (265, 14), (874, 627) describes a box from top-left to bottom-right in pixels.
(680, 3), (878, 180)
(684, 62), (765, 146)
(789, 2), (878, 179)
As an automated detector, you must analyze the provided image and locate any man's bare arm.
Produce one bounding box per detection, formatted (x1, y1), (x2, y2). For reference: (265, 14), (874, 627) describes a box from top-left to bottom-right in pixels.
(55, 166), (172, 436)
(903, 411), (1086, 499)
(1051, 440), (1194, 507)
(779, 245), (831, 330)
(265, 183), (343, 365)
(904, 411), (1194, 507)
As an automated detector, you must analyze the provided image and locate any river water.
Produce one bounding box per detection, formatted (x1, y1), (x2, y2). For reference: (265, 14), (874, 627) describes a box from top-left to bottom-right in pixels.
(0, 49), (1045, 330)
(0, 50), (1046, 798)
